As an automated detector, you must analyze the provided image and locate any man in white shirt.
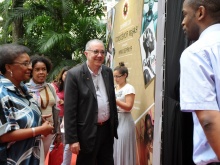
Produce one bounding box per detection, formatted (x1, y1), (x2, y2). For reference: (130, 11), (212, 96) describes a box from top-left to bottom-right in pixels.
(64, 39), (118, 165)
(180, 0), (220, 164)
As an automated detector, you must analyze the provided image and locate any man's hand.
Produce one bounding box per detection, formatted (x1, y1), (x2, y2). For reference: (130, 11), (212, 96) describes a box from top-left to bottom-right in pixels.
(69, 142), (80, 155)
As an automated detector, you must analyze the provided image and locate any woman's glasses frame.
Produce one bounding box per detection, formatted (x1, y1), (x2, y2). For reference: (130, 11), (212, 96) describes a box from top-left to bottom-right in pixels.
(114, 74), (124, 78)
(13, 61), (32, 67)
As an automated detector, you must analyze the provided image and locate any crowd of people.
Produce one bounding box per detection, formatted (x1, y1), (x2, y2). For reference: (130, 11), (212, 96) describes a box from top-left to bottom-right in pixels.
(0, 39), (137, 165)
(1, 0), (220, 164)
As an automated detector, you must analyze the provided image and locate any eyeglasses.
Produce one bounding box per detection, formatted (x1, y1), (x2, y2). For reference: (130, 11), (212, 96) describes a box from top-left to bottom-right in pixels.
(13, 61), (32, 67)
(87, 50), (106, 56)
(113, 75), (124, 78)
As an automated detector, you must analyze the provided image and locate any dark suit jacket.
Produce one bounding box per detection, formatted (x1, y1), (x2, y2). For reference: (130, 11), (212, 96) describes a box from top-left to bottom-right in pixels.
(64, 63), (118, 153)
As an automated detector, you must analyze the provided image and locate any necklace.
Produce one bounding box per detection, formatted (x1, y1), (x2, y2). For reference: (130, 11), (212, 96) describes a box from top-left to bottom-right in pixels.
(93, 74), (99, 91)
(96, 84), (99, 91)
(95, 75), (99, 91)
(40, 87), (49, 109)
(17, 86), (25, 97)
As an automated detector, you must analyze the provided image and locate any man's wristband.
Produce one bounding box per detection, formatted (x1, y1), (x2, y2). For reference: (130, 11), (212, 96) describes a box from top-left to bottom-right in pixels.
(31, 128), (36, 137)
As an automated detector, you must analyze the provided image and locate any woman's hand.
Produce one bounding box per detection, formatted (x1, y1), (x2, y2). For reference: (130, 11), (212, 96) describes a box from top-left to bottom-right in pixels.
(59, 99), (64, 105)
(42, 114), (52, 122)
(41, 120), (54, 136)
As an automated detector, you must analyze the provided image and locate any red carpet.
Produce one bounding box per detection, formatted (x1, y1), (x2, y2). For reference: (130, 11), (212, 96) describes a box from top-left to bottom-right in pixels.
(45, 152), (77, 165)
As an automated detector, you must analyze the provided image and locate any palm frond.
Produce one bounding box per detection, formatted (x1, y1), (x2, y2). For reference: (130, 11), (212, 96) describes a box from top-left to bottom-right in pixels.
(47, 59), (79, 82)
(37, 31), (71, 53)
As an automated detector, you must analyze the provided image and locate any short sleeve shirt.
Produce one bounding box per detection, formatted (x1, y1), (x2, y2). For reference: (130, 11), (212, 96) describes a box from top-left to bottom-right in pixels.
(180, 24), (220, 165)
(115, 83), (135, 112)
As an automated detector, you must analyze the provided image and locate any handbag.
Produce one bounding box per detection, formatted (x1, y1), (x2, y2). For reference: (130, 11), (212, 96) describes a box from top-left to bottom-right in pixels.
(48, 143), (64, 165)
(52, 105), (60, 133)
(47, 83), (60, 134)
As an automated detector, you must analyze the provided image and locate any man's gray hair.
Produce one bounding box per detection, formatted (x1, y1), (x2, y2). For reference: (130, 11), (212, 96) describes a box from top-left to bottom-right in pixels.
(85, 39), (104, 51)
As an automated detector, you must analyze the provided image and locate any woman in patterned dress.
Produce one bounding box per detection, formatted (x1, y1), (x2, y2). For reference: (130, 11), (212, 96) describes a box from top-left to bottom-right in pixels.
(0, 44), (54, 165)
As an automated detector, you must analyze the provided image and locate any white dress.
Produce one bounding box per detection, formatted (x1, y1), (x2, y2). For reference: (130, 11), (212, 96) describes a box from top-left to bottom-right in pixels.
(113, 83), (136, 165)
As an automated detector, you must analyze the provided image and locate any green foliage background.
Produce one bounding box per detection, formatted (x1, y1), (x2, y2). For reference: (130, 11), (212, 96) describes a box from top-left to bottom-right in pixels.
(0, 0), (107, 81)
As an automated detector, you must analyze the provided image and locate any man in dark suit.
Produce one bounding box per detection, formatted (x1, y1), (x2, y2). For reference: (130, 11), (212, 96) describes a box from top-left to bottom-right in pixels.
(64, 39), (118, 165)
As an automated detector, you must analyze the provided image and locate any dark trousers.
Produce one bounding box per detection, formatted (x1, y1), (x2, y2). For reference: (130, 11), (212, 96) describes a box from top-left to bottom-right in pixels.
(207, 163), (220, 165)
(76, 121), (114, 165)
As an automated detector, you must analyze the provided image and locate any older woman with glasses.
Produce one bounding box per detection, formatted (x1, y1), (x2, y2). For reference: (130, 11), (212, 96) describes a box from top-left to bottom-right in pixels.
(0, 44), (53, 165)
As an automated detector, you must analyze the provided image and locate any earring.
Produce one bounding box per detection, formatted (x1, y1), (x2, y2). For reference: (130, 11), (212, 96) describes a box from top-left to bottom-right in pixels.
(9, 70), (13, 77)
